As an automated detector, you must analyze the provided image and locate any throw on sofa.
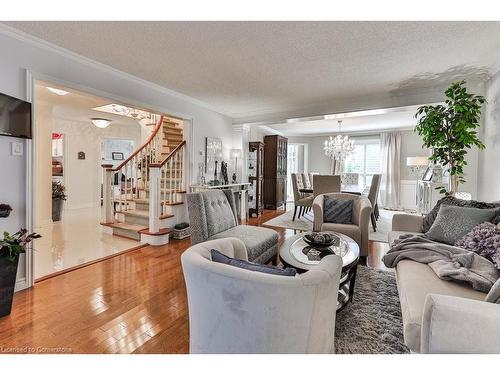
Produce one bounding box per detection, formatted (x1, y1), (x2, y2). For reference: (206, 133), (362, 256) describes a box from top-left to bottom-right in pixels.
(389, 213), (500, 353)
(186, 189), (279, 264)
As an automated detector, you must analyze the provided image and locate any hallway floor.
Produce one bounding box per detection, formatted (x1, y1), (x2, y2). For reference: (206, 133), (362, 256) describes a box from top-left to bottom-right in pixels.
(34, 207), (141, 279)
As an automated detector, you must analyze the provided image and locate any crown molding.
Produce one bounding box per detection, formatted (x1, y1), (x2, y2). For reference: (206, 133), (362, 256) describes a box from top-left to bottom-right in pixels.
(0, 23), (231, 118)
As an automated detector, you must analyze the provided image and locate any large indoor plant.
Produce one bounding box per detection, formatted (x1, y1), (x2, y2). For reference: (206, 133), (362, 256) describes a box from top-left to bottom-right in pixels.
(415, 80), (486, 195)
(0, 229), (41, 317)
(52, 181), (67, 222)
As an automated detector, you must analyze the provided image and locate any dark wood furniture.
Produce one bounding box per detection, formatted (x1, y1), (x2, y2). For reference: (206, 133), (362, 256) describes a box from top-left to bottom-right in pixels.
(248, 142), (265, 217)
(279, 231), (360, 312)
(263, 135), (288, 210)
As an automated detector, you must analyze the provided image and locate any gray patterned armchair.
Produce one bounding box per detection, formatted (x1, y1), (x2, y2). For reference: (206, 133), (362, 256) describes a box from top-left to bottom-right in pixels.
(186, 189), (279, 264)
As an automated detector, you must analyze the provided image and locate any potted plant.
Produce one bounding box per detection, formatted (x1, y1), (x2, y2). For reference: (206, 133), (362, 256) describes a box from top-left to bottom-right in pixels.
(52, 181), (67, 222)
(415, 80), (486, 195)
(0, 229), (41, 317)
(0, 204), (12, 218)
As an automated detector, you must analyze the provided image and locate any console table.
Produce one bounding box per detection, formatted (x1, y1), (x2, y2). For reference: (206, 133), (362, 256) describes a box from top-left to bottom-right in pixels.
(189, 182), (251, 220)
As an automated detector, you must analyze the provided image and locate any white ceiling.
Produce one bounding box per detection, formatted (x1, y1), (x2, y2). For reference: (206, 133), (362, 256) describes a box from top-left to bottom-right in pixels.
(36, 81), (149, 127)
(7, 22), (500, 122)
(260, 105), (423, 136)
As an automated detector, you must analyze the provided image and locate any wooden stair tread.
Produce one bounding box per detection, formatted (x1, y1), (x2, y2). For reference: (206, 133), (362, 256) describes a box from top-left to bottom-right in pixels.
(118, 209), (149, 218)
(133, 198), (184, 206)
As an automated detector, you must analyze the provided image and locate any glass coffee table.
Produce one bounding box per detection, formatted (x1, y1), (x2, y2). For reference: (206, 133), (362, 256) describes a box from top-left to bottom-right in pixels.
(279, 231), (360, 311)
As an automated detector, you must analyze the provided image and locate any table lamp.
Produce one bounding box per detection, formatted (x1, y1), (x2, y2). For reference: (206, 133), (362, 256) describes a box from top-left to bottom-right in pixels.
(406, 156), (429, 178)
(230, 148), (242, 183)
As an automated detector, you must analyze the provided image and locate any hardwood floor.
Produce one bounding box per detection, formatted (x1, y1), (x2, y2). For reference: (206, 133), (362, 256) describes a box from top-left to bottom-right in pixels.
(0, 208), (390, 354)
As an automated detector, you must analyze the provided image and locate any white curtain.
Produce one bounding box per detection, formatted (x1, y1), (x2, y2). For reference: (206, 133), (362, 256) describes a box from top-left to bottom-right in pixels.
(379, 132), (401, 210)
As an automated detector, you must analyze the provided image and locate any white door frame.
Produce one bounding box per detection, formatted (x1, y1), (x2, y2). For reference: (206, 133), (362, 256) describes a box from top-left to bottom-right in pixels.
(25, 69), (194, 289)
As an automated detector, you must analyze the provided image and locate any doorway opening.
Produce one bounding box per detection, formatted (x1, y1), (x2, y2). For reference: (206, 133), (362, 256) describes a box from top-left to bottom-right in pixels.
(33, 80), (184, 280)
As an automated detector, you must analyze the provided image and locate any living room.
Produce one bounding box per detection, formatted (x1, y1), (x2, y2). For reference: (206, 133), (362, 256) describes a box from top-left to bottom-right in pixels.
(1, 2), (500, 373)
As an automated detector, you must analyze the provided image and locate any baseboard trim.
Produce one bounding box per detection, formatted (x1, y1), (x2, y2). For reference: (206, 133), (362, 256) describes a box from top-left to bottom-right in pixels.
(34, 243), (148, 283)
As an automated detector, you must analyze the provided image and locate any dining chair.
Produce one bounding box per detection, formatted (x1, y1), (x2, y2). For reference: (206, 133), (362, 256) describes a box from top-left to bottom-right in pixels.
(366, 174), (382, 231)
(341, 173), (359, 186)
(291, 173), (313, 220)
(312, 175), (341, 198)
(302, 173), (311, 189)
(308, 172), (318, 189)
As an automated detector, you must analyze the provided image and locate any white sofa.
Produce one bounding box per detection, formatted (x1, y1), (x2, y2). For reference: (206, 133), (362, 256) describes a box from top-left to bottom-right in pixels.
(181, 237), (343, 354)
(390, 214), (500, 353)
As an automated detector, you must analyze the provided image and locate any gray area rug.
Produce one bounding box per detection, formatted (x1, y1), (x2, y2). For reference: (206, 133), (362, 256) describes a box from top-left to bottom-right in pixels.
(263, 209), (398, 243)
(335, 266), (410, 354)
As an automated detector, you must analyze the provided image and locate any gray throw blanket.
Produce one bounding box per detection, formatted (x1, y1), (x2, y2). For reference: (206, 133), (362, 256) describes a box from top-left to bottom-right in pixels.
(383, 234), (500, 293)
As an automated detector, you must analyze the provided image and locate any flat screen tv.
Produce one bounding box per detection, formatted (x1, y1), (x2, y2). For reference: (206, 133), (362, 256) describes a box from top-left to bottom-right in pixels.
(0, 92), (32, 139)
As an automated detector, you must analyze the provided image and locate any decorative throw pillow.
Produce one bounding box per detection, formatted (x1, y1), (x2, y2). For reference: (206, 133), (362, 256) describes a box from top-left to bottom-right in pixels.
(422, 196), (500, 233)
(425, 205), (498, 245)
(485, 278), (500, 304)
(210, 249), (297, 276)
(455, 222), (500, 270)
(323, 196), (353, 224)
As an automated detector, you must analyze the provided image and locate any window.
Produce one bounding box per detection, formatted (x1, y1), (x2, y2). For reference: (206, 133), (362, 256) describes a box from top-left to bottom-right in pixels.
(344, 139), (381, 187)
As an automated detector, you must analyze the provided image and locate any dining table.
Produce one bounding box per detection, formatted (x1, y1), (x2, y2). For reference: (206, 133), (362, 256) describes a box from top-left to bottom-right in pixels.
(299, 184), (365, 195)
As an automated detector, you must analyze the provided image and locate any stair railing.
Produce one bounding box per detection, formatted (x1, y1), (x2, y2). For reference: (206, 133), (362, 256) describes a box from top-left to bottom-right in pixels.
(148, 140), (187, 233)
(101, 114), (164, 224)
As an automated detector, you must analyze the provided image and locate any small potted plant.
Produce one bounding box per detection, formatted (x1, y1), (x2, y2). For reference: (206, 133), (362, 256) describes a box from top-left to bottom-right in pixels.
(52, 181), (67, 222)
(0, 204), (12, 218)
(0, 229), (41, 317)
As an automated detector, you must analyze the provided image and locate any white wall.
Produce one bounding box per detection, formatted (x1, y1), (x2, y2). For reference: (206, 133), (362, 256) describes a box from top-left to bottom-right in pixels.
(53, 117), (141, 210)
(478, 71), (500, 202)
(0, 28), (234, 290)
(0, 136), (28, 288)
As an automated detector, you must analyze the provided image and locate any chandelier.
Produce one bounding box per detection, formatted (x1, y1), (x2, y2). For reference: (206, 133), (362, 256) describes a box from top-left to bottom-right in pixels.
(324, 120), (355, 161)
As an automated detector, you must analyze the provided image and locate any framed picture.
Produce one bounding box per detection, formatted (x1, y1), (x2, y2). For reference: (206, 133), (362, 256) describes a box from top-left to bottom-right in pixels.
(422, 167), (433, 181)
(112, 152), (124, 160)
(205, 137), (222, 174)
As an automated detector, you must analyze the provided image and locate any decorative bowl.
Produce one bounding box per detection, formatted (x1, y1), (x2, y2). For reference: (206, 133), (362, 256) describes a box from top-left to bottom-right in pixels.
(303, 232), (339, 248)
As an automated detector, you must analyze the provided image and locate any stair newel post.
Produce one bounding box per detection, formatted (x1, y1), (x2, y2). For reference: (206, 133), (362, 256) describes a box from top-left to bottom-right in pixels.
(148, 164), (161, 234)
(181, 145), (186, 193)
(101, 164), (115, 224)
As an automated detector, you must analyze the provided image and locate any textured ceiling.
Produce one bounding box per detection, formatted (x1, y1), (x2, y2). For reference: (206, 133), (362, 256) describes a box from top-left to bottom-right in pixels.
(6, 22), (500, 121)
(260, 105), (422, 136)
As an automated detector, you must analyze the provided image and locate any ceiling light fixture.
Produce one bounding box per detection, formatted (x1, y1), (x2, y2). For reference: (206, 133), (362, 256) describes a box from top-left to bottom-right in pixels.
(91, 118), (112, 129)
(47, 87), (69, 96)
(324, 120), (355, 162)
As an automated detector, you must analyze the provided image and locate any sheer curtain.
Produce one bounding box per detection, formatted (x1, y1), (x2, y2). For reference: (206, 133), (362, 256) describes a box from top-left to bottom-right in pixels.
(379, 132), (401, 210)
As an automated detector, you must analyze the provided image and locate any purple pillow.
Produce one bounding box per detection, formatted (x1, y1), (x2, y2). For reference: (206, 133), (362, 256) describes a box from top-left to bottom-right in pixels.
(455, 222), (500, 269)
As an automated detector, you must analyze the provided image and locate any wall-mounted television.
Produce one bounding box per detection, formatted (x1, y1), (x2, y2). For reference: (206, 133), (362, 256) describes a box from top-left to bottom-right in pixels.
(0, 92), (32, 139)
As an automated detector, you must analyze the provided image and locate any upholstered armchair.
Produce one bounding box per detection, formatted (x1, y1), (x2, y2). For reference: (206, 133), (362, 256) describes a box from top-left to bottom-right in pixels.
(313, 193), (372, 257)
(186, 189), (279, 264)
(181, 237), (343, 353)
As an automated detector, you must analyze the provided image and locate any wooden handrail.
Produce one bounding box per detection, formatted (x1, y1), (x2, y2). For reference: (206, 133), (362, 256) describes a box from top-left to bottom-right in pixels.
(150, 140), (186, 168)
(110, 115), (164, 171)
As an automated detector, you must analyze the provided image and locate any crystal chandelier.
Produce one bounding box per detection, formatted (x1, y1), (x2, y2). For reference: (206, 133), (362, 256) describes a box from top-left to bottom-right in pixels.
(324, 120), (355, 161)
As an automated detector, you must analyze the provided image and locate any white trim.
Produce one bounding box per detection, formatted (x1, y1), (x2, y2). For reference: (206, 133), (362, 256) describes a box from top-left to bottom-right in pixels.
(24, 70), (35, 289)
(14, 277), (27, 293)
(0, 24), (225, 118)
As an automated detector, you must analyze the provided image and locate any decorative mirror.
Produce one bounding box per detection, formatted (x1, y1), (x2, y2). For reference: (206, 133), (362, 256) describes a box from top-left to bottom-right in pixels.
(205, 137), (222, 174)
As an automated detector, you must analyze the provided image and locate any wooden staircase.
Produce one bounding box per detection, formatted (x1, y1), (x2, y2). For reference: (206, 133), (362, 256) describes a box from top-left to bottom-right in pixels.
(101, 115), (187, 244)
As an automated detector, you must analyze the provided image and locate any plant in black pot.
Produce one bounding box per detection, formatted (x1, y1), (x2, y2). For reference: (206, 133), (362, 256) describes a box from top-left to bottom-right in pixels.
(52, 181), (67, 222)
(0, 204), (12, 218)
(0, 229), (41, 318)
